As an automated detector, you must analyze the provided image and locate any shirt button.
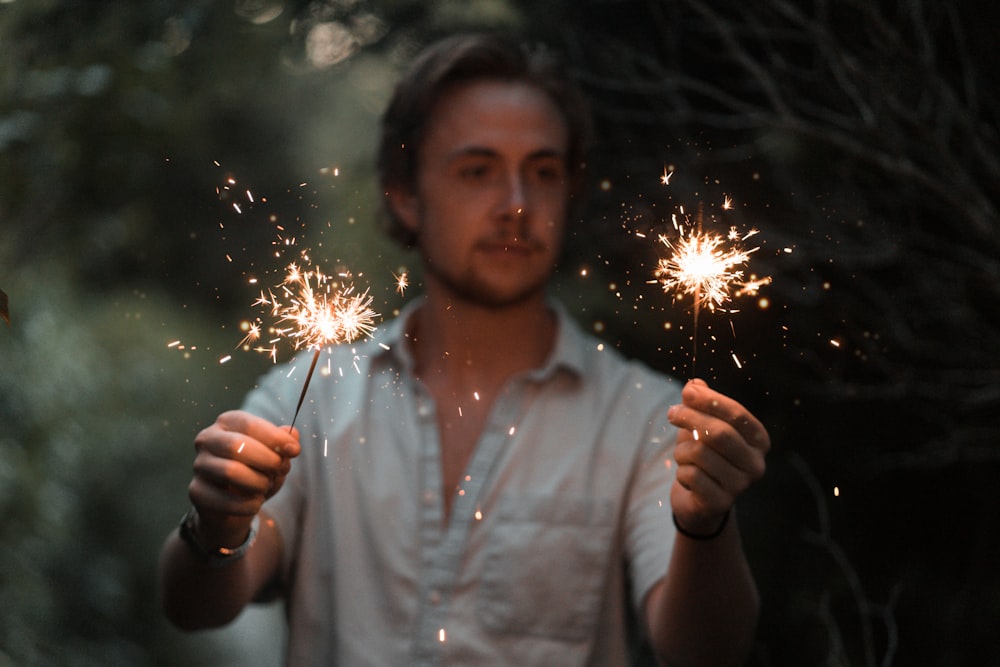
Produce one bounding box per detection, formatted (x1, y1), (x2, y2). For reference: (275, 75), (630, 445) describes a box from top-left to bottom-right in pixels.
(428, 590), (441, 604)
(422, 490), (435, 506)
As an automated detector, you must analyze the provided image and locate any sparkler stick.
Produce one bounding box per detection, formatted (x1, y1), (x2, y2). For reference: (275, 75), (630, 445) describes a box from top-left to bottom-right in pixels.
(289, 348), (321, 432)
(690, 206), (705, 372)
(691, 283), (702, 373)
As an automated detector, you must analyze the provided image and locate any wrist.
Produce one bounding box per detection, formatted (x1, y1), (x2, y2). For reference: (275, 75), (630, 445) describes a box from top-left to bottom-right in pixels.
(672, 509), (730, 541)
(179, 507), (259, 566)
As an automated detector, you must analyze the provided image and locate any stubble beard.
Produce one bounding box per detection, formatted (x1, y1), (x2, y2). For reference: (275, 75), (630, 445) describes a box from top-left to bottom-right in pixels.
(419, 244), (555, 310)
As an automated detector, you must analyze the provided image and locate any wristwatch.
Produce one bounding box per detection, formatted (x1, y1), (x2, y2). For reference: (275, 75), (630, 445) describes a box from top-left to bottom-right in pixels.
(178, 507), (259, 567)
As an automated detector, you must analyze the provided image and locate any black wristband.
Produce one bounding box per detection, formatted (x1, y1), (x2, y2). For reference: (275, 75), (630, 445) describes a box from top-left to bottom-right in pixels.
(672, 510), (730, 541)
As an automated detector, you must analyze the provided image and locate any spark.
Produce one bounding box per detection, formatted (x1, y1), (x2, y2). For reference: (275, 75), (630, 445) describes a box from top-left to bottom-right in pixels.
(255, 262), (378, 352)
(237, 321), (262, 349)
(661, 167), (673, 186)
(735, 275), (773, 298)
(246, 257), (380, 429)
(213, 163), (380, 430)
(652, 194), (771, 375)
(654, 224), (758, 314)
(393, 270), (409, 295)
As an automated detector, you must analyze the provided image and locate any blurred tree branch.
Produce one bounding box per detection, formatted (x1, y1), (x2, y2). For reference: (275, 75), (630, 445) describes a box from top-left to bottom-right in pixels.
(570, 0), (999, 441)
(550, 4), (1000, 661)
(790, 453), (900, 667)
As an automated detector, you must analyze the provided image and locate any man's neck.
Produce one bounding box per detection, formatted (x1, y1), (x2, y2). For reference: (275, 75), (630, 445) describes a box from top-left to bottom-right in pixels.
(408, 291), (557, 393)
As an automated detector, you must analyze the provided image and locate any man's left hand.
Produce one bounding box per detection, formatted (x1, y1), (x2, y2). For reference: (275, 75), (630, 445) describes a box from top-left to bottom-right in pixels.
(666, 378), (770, 536)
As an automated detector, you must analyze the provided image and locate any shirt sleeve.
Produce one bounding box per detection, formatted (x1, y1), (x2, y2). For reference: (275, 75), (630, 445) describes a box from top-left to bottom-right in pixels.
(623, 387), (679, 617)
(240, 365), (308, 588)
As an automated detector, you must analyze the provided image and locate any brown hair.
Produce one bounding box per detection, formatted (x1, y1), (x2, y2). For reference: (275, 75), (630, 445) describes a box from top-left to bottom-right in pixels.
(376, 32), (592, 247)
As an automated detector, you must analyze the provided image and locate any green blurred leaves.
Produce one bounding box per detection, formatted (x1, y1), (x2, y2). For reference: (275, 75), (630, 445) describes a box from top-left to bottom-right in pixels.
(2, 0), (998, 665)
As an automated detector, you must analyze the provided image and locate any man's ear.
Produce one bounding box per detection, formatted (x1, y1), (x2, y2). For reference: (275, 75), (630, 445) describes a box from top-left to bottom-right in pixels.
(387, 186), (419, 233)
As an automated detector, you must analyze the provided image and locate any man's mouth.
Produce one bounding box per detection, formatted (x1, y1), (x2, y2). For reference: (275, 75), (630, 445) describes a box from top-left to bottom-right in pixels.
(476, 237), (543, 255)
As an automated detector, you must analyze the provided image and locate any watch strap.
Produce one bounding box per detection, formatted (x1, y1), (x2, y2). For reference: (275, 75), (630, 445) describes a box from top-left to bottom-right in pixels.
(179, 507), (259, 567)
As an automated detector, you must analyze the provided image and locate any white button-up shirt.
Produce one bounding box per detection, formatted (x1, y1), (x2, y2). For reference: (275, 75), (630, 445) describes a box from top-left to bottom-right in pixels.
(248, 299), (681, 666)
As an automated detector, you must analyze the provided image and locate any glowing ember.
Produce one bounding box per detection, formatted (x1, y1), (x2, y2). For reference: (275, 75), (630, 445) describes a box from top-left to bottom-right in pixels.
(212, 162), (380, 429)
(654, 223), (760, 314)
(251, 262), (378, 353)
(393, 270), (409, 296)
(651, 190), (771, 374)
(246, 260), (380, 430)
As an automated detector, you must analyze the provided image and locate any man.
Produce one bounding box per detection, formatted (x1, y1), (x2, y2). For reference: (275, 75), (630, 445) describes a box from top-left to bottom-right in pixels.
(160, 33), (770, 666)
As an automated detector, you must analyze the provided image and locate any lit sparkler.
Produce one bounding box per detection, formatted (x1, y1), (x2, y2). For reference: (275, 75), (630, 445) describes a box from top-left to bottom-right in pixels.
(214, 163), (381, 428)
(246, 259), (379, 430)
(653, 202), (770, 375)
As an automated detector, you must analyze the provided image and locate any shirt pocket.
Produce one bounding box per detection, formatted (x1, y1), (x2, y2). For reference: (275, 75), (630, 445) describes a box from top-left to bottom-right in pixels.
(477, 493), (615, 642)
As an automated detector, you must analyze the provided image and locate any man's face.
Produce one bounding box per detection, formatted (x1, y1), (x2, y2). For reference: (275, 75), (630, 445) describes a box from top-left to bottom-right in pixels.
(392, 79), (571, 308)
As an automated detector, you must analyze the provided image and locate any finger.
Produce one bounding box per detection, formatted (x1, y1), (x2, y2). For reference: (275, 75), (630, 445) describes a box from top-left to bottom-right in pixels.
(674, 437), (755, 499)
(195, 426), (287, 480)
(194, 429), (278, 474)
(671, 408), (766, 481)
(216, 410), (301, 458)
(675, 380), (770, 453)
(196, 413), (300, 475)
(188, 476), (264, 517)
(669, 479), (731, 536)
(193, 449), (275, 496)
(672, 459), (731, 516)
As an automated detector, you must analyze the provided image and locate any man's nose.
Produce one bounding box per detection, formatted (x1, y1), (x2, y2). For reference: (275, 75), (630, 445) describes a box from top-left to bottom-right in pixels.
(498, 172), (527, 220)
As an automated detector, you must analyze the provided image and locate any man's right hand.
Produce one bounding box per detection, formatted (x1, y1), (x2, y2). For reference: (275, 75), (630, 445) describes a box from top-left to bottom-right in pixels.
(187, 410), (301, 549)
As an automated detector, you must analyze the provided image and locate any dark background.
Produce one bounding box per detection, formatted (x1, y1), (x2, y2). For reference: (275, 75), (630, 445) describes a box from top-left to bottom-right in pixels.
(1, 1), (997, 665)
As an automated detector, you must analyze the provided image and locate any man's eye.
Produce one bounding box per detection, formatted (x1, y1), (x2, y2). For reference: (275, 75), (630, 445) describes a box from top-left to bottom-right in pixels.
(532, 163), (565, 183)
(459, 164), (493, 180)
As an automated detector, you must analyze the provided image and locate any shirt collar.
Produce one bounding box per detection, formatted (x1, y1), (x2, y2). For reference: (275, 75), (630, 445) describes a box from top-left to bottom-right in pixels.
(371, 297), (589, 382)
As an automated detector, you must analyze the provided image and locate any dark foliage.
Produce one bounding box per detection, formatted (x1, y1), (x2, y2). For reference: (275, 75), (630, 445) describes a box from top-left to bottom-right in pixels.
(1, 1), (997, 664)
